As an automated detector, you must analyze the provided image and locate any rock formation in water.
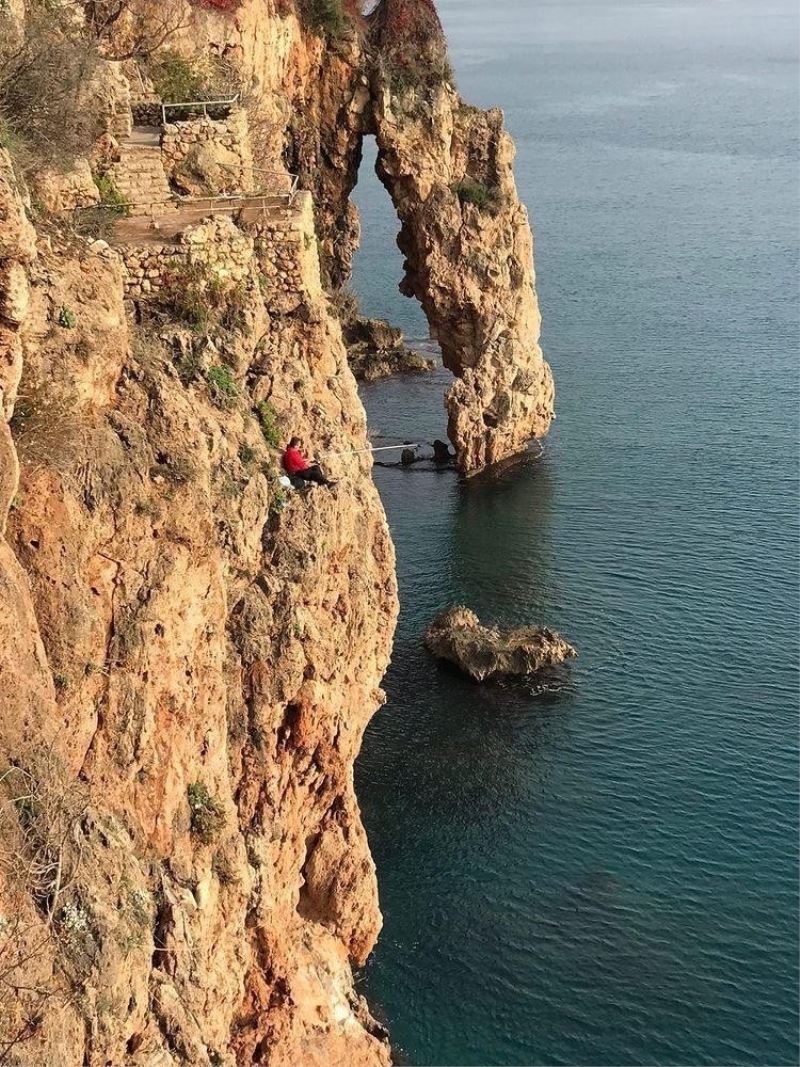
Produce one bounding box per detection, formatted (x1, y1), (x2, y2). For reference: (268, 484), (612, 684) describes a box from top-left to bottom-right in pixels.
(425, 606), (576, 682)
(343, 315), (434, 381)
(367, 0), (555, 473)
(269, 0), (556, 472)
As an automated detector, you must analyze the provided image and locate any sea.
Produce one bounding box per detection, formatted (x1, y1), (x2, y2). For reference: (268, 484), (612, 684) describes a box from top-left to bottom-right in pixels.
(350, 1), (800, 1063)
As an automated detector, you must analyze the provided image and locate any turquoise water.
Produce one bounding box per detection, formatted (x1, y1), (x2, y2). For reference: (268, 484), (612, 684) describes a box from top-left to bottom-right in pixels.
(351, 2), (800, 1064)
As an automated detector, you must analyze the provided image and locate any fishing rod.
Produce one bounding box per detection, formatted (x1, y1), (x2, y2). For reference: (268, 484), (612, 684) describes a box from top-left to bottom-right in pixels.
(318, 443), (424, 458)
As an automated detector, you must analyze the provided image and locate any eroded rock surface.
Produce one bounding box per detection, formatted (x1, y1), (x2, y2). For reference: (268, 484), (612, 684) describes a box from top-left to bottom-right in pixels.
(368, 0), (555, 472)
(344, 315), (434, 381)
(0, 0), (560, 1059)
(0, 77), (397, 1067)
(425, 605), (576, 682)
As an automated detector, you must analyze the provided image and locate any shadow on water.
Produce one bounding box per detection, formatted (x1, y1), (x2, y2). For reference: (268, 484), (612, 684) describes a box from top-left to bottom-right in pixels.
(356, 446), (576, 889)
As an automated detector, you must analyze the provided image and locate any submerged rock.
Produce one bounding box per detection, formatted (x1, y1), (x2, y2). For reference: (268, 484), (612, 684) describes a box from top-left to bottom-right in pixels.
(425, 605), (576, 682)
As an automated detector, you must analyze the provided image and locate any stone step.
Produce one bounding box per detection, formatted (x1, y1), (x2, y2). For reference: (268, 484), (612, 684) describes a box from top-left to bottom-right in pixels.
(108, 140), (172, 209)
(127, 126), (161, 147)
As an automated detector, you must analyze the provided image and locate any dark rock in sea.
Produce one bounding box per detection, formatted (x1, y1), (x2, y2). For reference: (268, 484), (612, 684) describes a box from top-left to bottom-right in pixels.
(344, 315), (435, 382)
(425, 605), (577, 682)
(432, 439), (452, 464)
(345, 316), (402, 350)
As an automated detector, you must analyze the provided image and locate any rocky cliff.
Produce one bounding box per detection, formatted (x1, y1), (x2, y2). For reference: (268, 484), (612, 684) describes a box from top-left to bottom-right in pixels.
(0, 119), (398, 1060)
(0, 0), (401, 1050)
(177, 0), (555, 473)
(0, 0), (552, 1062)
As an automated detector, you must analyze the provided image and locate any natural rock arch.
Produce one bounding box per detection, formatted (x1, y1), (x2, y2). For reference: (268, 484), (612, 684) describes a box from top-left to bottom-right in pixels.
(362, 0), (555, 473)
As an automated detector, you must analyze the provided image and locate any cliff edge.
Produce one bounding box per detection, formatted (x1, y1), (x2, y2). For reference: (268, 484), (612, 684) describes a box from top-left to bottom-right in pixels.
(0, 0), (398, 1058)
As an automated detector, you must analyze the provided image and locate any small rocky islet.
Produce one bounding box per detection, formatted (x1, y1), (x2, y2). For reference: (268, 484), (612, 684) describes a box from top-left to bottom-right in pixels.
(343, 315), (435, 382)
(425, 605), (577, 683)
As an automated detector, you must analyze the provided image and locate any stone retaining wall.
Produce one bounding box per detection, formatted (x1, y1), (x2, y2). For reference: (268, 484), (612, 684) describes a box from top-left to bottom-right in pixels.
(161, 109), (254, 197)
(121, 216), (251, 299)
(248, 192), (322, 311)
(120, 192), (321, 311)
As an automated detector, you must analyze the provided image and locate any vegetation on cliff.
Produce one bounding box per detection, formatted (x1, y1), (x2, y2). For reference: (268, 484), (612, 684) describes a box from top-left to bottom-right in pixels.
(369, 0), (453, 92)
(0, 4), (102, 176)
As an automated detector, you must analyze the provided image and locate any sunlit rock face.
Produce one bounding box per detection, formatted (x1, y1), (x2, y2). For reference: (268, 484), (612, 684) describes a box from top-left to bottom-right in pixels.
(0, 0), (555, 1059)
(368, 0), (555, 472)
(0, 8), (398, 1053)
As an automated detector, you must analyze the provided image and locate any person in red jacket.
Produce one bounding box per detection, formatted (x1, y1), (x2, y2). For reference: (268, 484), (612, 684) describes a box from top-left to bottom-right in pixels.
(282, 437), (336, 487)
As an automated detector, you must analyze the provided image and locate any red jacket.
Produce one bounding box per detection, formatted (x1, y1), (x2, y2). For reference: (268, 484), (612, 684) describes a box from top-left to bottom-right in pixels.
(283, 446), (309, 475)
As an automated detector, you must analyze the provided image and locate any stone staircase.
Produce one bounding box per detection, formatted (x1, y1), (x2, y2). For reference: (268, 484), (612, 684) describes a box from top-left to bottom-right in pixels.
(102, 111), (302, 240)
(108, 127), (172, 214)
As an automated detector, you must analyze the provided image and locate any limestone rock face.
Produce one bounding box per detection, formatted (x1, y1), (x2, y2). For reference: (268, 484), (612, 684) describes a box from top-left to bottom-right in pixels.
(31, 159), (101, 213)
(0, 0), (559, 1058)
(171, 142), (243, 196)
(425, 605), (577, 682)
(0, 145), (397, 1067)
(369, 0), (555, 473)
(164, 1), (370, 289)
(0, 156), (36, 401)
(159, 0), (555, 473)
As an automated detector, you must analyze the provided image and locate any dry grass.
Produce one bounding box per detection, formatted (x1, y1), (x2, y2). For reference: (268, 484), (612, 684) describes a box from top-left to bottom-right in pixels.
(0, 4), (102, 177)
(0, 749), (88, 1063)
(9, 383), (86, 481)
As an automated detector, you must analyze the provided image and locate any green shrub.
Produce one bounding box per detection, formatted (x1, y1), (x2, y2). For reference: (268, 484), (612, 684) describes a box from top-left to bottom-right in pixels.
(57, 305), (77, 329)
(255, 401), (281, 447)
(146, 51), (206, 103)
(455, 178), (493, 210)
(207, 365), (238, 406)
(298, 0), (349, 38)
(388, 68), (417, 97)
(143, 50), (238, 109)
(270, 483), (287, 518)
(187, 782), (225, 844)
(93, 173), (130, 216)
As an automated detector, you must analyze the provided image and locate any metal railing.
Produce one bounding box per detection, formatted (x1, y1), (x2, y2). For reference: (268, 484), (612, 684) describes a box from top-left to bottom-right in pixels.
(205, 161), (300, 204)
(73, 180), (302, 235)
(89, 180), (298, 213)
(161, 93), (240, 126)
